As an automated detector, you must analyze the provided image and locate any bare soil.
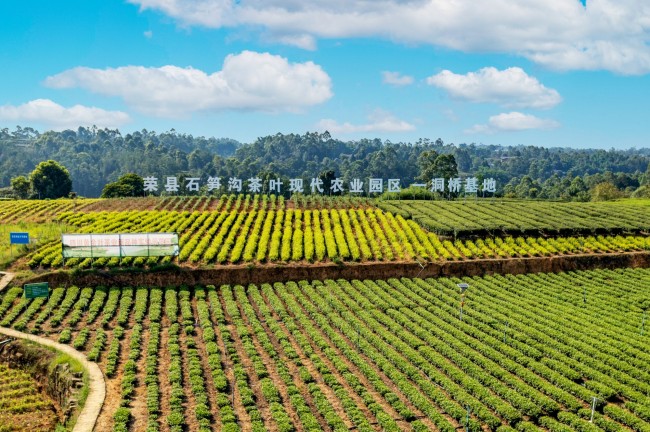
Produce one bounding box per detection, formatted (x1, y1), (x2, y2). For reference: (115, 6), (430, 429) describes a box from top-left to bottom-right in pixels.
(236, 293), (304, 432)
(0, 410), (59, 432)
(157, 314), (172, 432)
(218, 291), (279, 432)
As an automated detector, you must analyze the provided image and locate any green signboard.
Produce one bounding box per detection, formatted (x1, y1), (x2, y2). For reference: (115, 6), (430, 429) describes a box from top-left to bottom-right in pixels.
(24, 282), (49, 299)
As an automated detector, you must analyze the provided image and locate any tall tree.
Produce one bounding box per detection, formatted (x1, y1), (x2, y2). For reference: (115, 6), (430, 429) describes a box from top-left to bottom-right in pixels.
(416, 150), (440, 182)
(30, 160), (72, 199)
(590, 182), (623, 201)
(10, 175), (30, 199)
(431, 154), (459, 180)
(101, 173), (144, 198)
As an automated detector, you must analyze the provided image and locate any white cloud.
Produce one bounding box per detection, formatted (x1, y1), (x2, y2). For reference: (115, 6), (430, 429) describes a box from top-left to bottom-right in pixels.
(317, 109), (415, 134)
(489, 112), (561, 131)
(44, 51), (332, 118)
(0, 99), (130, 130)
(466, 111), (560, 134)
(427, 67), (562, 109)
(269, 34), (317, 50)
(144, 30), (153, 38)
(382, 71), (414, 86)
(129, 0), (650, 74)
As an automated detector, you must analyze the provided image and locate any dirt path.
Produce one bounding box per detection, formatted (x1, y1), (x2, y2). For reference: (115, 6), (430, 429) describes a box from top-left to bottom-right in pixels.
(0, 326), (105, 432)
(0, 272), (15, 292)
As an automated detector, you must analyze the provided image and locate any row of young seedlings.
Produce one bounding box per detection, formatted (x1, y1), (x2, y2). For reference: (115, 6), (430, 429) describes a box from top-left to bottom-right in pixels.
(196, 287), (238, 431)
(163, 287), (185, 431)
(88, 286), (123, 361)
(179, 286), (213, 431)
(0, 198), (97, 224)
(144, 287), (163, 432)
(298, 280), (482, 431)
(221, 286), (283, 431)
(154, 195), (213, 212)
(471, 274), (650, 409)
(255, 283), (409, 432)
(112, 286), (148, 431)
(106, 288), (134, 378)
(156, 193), (275, 213)
(393, 277), (645, 432)
(0, 292), (40, 328)
(290, 281), (461, 431)
(467, 275), (650, 402)
(270, 282), (436, 432)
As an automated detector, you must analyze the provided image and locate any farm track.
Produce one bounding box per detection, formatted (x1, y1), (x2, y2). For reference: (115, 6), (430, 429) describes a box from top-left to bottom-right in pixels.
(0, 272), (15, 292)
(0, 327), (106, 432)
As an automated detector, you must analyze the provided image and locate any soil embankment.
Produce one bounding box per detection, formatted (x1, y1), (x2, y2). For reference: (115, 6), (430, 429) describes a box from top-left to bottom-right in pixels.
(22, 251), (650, 287)
(0, 328), (106, 432)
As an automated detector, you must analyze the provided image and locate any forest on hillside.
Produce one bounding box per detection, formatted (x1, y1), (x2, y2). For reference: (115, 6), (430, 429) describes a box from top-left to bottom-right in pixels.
(1, 126), (649, 198)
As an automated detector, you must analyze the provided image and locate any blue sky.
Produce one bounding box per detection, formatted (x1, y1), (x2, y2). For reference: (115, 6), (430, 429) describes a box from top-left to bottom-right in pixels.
(1, 0), (649, 149)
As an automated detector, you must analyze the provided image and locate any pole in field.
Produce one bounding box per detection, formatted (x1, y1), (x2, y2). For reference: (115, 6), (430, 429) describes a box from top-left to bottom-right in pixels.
(465, 405), (472, 432)
(590, 396), (599, 422)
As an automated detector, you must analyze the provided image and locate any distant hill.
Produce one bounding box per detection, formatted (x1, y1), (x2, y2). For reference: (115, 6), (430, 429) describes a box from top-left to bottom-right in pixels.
(1, 126), (648, 197)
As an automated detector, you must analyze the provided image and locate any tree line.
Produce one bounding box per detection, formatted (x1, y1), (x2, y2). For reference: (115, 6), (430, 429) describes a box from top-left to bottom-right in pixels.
(1, 126), (649, 200)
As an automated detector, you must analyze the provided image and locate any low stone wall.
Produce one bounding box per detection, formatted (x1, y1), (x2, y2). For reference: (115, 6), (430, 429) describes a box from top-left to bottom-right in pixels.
(48, 362), (85, 421)
(22, 250), (650, 288)
(0, 339), (83, 424)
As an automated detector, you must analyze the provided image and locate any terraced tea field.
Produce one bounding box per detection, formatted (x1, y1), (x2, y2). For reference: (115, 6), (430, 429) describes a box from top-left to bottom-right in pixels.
(1, 268), (649, 432)
(378, 199), (650, 236)
(0, 195), (370, 225)
(1, 197), (649, 271)
(0, 363), (58, 431)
